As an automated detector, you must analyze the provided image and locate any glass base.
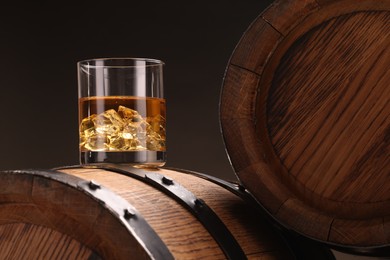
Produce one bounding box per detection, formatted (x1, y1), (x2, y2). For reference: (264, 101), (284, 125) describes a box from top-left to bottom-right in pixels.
(80, 151), (166, 168)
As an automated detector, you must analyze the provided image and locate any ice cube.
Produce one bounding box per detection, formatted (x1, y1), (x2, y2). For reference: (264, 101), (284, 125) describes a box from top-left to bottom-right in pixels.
(84, 133), (108, 151)
(146, 115), (166, 141)
(118, 105), (143, 123)
(93, 109), (124, 135)
(80, 105), (166, 152)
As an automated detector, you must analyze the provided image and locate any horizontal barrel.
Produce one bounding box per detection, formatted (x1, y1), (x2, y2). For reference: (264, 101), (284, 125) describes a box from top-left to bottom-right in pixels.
(0, 165), (333, 259)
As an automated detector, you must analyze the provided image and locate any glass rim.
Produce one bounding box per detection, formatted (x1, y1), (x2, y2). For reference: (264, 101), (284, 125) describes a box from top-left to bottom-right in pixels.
(78, 57), (165, 68)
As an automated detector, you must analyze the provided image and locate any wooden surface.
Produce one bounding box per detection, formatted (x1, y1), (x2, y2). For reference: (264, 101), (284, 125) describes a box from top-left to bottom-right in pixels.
(0, 223), (98, 259)
(0, 171), (151, 260)
(0, 167), (301, 259)
(220, 0), (390, 251)
(61, 167), (295, 259)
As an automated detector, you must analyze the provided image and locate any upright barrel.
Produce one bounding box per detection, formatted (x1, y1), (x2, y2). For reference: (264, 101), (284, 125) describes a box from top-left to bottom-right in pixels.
(220, 0), (390, 255)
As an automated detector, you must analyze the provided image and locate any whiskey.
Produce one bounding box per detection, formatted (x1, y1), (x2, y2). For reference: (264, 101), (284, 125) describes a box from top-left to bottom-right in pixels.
(79, 96), (166, 167)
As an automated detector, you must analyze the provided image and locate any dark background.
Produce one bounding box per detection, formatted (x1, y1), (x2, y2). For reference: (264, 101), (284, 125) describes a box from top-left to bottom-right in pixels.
(0, 0), (274, 181)
(0, 1), (382, 259)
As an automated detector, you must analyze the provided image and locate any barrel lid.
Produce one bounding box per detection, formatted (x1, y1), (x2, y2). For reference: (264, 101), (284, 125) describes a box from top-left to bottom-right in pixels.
(220, 0), (390, 252)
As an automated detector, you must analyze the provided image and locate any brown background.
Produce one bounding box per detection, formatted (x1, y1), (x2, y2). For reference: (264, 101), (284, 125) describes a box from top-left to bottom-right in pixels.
(0, 1), (384, 259)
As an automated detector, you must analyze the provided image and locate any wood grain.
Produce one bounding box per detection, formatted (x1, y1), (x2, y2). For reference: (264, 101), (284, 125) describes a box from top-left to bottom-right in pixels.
(62, 167), (294, 259)
(0, 223), (98, 259)
(267, 11), (390, 214)
(262, 0), (319, 36)
(220, 0), (390, 250)
(0, 172), (150, 260)
(0, 167), (298, 259)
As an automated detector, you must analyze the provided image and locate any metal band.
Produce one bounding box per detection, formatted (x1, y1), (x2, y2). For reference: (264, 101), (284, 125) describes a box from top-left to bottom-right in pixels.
(76, 179), (174, 260)
(56, 164), (247, 260)
(163, 168), (340, 260)
(163, 167), (259, 208)
(8, 169), (174, 260)
(163, 167), (278, 223)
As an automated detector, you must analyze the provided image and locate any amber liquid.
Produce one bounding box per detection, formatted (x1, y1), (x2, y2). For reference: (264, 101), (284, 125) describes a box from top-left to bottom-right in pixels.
(79, 96), (166, 167)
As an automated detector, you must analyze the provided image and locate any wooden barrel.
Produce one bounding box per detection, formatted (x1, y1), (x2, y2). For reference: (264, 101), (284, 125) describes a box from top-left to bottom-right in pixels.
(220, 0), (390, 255)
(0, 165), (333, 259)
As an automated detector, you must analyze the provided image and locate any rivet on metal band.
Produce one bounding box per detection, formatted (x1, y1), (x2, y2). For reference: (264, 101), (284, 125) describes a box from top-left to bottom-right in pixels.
(40, 167), (174, 260)
(73, 164), (247, 260)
